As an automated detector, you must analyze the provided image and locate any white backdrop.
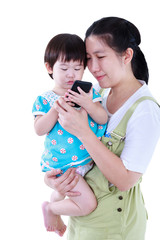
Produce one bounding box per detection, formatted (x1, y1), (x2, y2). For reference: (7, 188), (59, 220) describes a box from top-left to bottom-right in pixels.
(0, 0), (160, 239)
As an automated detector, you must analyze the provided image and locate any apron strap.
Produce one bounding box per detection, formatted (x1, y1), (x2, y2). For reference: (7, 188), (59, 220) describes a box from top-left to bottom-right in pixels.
(112, 96), (159, 139)
(99, 88), (106, 97)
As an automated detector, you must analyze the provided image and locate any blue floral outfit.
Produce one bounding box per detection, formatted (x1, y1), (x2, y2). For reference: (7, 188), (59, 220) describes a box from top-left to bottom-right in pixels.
(32, 88), (107, 175)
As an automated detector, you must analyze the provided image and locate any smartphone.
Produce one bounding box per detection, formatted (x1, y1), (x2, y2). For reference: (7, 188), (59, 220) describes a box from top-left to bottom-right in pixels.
(70, 80), (92, 108)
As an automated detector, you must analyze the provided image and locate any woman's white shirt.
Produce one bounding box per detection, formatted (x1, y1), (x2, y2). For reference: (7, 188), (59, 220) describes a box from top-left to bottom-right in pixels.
(94, 81), (160, 174)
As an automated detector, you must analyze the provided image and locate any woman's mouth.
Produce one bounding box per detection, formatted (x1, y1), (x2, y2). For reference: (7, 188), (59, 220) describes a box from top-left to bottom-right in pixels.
(96, 75), (105, 81)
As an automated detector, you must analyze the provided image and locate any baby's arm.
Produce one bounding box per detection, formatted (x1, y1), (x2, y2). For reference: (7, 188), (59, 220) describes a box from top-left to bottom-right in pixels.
(34, 106), (58, 136)
(66, 87), (108, 124)
(86, 101), (108, 124)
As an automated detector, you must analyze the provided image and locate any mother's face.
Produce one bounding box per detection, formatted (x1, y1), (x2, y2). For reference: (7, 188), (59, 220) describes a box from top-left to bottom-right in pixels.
(85, 36), (126, 89)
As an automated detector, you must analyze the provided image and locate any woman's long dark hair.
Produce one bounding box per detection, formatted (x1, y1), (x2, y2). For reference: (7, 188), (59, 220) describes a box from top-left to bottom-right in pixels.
(85, 17), (149, 84)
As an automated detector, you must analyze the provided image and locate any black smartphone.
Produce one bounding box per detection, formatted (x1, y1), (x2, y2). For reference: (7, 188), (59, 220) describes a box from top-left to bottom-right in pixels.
(70, 80), (92, 108)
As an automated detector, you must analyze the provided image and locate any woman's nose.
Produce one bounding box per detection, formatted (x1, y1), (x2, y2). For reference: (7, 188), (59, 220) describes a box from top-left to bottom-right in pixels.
(88, 59), (100, 73)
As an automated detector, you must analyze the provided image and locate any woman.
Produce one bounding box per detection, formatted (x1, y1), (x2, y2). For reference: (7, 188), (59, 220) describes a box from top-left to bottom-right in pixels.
(45, 17), (160, 239)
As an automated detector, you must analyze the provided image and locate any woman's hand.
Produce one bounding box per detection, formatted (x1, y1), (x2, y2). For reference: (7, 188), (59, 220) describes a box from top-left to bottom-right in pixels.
(44, 168), (81, 197)
(54, 97), (90, 139)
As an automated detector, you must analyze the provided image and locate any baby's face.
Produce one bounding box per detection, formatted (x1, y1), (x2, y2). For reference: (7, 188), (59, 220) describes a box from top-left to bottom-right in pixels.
(52, 59), (84, 90)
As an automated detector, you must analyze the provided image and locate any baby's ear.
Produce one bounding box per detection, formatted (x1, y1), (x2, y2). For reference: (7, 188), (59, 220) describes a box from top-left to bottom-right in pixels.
(45, 62), (53, 74)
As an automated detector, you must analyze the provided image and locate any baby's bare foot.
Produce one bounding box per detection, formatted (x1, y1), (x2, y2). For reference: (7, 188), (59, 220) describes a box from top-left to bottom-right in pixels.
(42, 201), (66, 236)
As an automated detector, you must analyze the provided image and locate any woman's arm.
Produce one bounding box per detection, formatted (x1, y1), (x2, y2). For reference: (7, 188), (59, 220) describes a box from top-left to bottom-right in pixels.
(66, 87), (108, 124)
(34, 106), (58, 136)
(55, 97), (142, 192)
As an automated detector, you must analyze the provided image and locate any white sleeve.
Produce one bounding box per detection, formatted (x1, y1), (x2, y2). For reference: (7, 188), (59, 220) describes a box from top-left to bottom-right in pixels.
(121, 100), (160, 173)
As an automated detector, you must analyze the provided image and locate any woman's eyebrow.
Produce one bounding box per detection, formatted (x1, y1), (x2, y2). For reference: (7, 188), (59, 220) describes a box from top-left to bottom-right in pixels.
(87, 50), (105, 55)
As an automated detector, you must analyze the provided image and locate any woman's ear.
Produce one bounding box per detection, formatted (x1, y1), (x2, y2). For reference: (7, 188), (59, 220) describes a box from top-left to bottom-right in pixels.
(123, 48), (134, 64)
(45, 62), (53, 74)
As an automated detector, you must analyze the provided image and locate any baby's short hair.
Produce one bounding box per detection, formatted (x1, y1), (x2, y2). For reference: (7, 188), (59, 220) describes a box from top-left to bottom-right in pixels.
(44, 34), (86, 78)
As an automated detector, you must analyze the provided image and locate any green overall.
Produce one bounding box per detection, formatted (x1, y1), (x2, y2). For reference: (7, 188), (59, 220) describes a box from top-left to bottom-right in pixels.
(67, 96), (158, 240)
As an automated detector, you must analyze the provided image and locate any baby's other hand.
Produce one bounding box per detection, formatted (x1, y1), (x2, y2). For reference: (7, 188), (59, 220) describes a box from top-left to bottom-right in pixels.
(66, 87), (93, 109)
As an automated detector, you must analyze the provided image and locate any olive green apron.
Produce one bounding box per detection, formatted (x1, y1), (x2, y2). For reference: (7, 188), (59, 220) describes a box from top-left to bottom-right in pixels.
(67, 96), (158, 240)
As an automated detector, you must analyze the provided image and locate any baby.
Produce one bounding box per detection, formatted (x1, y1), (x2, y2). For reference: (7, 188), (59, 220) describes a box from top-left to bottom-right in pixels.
(32, 33), (108, 236)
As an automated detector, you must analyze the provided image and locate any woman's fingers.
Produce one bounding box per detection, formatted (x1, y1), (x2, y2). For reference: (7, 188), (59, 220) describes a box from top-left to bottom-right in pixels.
(44, 168), (80, 195)
(52, 168), (80, 195)
(66, 189), (81, 197)
(63, 174), (80, 196)
(44, 169), (61, 188)
(54, 99), (67, 113)
(54, 97), (73, 113)
(46, 168), (61, 178)
(57, 168), (75, 185)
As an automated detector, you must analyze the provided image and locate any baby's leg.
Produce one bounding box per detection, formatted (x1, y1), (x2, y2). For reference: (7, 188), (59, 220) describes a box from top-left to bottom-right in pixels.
(68, 175), (97, 216)
(43, 191), (66, 235)
(42, 175), (97, 218)
(50, 190), (65, 202)
(42, 192), (66, 235)
(42, 201), (67, 236)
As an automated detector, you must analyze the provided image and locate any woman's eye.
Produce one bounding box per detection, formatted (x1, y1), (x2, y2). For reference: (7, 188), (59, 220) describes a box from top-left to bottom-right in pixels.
(61, 68), (67, 71)
(75, 68), (81, 71)
(98, 56), (105, 59)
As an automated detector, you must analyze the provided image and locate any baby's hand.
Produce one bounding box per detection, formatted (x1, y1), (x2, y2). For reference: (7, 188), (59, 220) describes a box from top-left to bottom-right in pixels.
(65, 87), (93, 109)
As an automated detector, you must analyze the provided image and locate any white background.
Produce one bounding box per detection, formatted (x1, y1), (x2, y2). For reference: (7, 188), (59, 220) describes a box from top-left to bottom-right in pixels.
(0, 0), (160, 239)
